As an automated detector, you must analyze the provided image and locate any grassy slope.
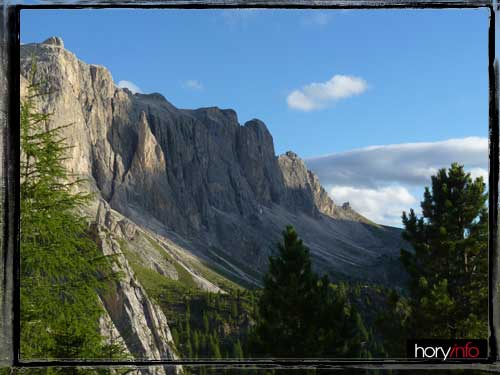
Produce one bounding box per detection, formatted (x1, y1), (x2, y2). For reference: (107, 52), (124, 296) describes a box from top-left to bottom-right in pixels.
(118, 233), (257, 363)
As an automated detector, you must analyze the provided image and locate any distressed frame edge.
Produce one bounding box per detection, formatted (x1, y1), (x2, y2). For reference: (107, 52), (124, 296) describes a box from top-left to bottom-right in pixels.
(2, 0), (499, 370)
(0, 3), (19, 368)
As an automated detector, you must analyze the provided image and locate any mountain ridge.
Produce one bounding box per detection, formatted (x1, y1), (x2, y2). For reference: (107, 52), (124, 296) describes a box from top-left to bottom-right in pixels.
(19, 36), (410, 365)
(20, 36), (406, 286)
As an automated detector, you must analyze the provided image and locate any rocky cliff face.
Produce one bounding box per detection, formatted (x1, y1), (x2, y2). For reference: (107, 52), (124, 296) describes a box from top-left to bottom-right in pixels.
(277, 151), (372, 224)
(20, 36), (406, 289)
(93, 200), (180, 374)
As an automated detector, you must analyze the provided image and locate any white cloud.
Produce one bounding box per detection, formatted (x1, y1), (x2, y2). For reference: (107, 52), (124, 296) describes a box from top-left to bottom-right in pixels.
(117, 80), (143, 94)
(470, 167), (488, 181)
(306, 137), (488, 188)
(287, 75), (368, 111)
(305, 137), (488, 226)
(183, 79), (204, 91)
(330, 185), (417, 227)
(287, 91), (317, 111)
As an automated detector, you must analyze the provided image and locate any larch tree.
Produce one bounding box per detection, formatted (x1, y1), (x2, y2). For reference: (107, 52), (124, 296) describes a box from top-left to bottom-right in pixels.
(20, 61), (125, 360)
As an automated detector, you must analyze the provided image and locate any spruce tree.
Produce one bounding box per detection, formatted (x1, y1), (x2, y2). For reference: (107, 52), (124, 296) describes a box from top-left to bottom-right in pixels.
(193, 329), (200, 355)
(203, 312), (210, 333)
(251, 225), (365, 358)
(317, 282), (371, 358)
(232, 339), (244, 359)
(400, 163), (488, 338)
(20, 62), (124, 360)
(251, 226), (320, 357)
(231, 299), (238, 320)
(209, 334), (222, 359)
(374, 289), (410, 357)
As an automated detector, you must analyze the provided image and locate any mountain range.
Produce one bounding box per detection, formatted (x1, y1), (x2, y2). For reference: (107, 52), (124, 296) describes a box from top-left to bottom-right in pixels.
(20, 36), (407, 369)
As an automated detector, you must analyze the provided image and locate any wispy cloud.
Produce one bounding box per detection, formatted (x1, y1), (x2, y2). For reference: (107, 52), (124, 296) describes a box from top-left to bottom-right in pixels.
(306, 137), (487, 188)
(305, 137), (488, 226)
(117, 80), (143, 94)
(287, 75), (368, 111)
(183, 79), (204, 91)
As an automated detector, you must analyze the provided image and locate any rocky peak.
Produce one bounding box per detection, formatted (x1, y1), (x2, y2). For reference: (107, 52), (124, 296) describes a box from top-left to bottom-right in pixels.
(278, 151), (335, 217)
(42, 36), (64, 48)
(278, 151), (309, 189)
(189, 106), (240, 133)
(243, 118), (268, 132)
(221, 108), (238, 123)
(20, 38), (404, 298)
(283, 150), (299, 160)
(142, 92), (168, 102)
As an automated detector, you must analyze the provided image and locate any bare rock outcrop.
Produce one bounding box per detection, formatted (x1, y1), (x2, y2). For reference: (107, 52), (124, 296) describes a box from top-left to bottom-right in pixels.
(94, 201), (181, 375)
(20, 36), (406, 293)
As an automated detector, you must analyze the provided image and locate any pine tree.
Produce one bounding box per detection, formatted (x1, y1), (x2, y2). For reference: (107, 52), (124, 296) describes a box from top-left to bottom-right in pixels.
(317, 282), (370, 358)
(400, 163), (488, 338)
(200, 332), (207, 354)
(374, 289), (411, 357)
(172, 328), (180, 346)
(251, 226), (319, 357)
(231, 299), (238, 320)
(209, 333), (222, 359)
(20, 61), (124, 359)
(185, 304), (192, 343)
(251, 226), (365, 358)
(193, 329), (200, 355)
(203, 311), (210, 333)
(232, 339), (244, 359)
(186, 341), (193, 359)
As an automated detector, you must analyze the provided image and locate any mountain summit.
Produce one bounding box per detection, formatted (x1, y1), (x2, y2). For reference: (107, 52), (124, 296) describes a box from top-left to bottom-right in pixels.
(20, 37), (405, 287)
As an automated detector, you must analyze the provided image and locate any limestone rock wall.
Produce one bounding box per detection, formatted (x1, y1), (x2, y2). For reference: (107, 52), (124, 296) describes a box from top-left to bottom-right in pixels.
(20, 36), (406, 302)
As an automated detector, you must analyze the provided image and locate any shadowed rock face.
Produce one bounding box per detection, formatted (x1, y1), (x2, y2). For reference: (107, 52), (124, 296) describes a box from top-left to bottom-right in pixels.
(20, 37), (407, 287)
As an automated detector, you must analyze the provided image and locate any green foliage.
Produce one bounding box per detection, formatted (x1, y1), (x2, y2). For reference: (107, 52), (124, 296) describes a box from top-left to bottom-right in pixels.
(377, 163), (488, 355)
(119, 237), (194, 302)
(166, 291), (255, 361)
(20, 61), (126, 360)
(250, 225), (369, 358)
(373, 288), (411, 357)
(144, 235), (198, 289)
(399, 163), (488, 339)
(121, 239), (256, 366)
(232, 339), (243, 359)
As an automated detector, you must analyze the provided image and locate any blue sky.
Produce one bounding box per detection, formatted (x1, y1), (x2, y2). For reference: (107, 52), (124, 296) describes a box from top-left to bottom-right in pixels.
(21, 8), (490, 225)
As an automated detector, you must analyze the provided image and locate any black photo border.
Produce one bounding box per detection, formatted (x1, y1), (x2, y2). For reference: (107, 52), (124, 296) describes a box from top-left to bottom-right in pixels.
(2, 0), (499, 371)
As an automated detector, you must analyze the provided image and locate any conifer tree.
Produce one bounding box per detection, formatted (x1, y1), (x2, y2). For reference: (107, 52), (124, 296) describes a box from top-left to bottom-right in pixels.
(172, 328), (180, 346)
(232, 339), (244, 359)
(203, 311), (210, 333)
(193, 329), (200, 355)
(251, 226), (320, 357)
(20, 61), (124, 359)
(231, 299), (238, 320)
(374, 289), (410, 357)
(400, 163), (488, 338)
(209, 334), (222, 359)
(251, 226), (365, 358)
(317, 282), (371, 358)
